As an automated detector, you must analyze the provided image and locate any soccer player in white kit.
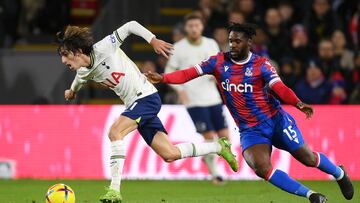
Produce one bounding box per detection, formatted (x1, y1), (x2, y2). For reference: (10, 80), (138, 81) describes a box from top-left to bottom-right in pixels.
(55, 21), (238, 203)
(166, 13), (230, 184)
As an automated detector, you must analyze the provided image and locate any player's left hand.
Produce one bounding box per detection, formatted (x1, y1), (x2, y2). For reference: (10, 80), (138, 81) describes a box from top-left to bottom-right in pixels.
(150, 37), (173, 59)
(296, 102), (313, 119)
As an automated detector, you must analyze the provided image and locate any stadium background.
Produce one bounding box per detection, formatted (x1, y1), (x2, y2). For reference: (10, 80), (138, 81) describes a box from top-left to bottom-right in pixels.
(0, 0), (359, 202)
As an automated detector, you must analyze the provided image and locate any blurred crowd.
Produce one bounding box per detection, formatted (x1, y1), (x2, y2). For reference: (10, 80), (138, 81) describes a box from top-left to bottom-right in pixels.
(0, 0), (103, 47)
(141, 0), (360, 104)
(1, 0), (359, 104)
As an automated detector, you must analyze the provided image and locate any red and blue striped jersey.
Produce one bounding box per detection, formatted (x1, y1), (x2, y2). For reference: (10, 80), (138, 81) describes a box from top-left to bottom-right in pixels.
(194, 52), (282, 130)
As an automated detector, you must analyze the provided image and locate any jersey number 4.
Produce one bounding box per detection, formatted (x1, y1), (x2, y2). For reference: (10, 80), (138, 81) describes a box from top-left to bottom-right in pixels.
(101, 72), (125, 88)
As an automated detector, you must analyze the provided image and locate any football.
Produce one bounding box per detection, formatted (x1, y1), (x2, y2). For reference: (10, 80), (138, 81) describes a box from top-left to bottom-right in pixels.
(45, 183), (75, 203)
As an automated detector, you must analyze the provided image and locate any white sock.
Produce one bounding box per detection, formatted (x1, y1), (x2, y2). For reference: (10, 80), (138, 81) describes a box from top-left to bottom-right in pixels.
(203, 153), (220, 177)
(306, 190), (316, 198)
(175, 141), (221, 158)
(109, 140), (126, 192)
(336, 167), (345, 180)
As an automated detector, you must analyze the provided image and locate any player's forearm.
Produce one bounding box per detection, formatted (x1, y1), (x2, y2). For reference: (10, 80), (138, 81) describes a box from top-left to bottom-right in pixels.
(162, 67), (199, 84)
(271, 81), (301, 106)
(70, 76), (85, 92)
(115, 21), (155, 43)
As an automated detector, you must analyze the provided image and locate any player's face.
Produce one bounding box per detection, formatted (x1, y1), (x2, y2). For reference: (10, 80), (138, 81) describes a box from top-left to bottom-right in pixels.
(229, 31), (251, 61)
(185, 19), (204, 40)
(59, 49), (83, 71)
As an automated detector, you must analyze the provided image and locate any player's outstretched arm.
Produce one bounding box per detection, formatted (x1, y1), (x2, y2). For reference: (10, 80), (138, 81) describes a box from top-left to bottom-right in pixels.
(115, 21), (173, 58)
(145, 67), (200, 84)
(271, 81), (314, 119)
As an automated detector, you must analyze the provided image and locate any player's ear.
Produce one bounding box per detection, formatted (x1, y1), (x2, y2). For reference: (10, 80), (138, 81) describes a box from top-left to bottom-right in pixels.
(247, 38), (253, 47)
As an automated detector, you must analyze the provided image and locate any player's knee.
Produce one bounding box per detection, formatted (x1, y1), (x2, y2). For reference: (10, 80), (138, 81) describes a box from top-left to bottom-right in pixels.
(108, 127), (123, 141)
(253, 163), (272, 179)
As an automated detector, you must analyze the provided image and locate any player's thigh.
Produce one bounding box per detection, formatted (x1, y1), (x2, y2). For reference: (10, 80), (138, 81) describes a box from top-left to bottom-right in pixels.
(109, 115), (138, 141)
(272, 111), (305, 152)
(243, 144), (272, 177)
(187, 106), (215, 134)
(150, 131), (180, 162)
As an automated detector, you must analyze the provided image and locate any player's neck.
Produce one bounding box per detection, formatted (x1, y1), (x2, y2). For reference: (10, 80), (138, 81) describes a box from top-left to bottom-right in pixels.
(187, 36), (202, 45)
(79, 54), (91, 68)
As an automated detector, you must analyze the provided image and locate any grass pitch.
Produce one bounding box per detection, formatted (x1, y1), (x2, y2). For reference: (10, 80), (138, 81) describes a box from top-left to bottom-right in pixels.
(0, 179), (358, 203)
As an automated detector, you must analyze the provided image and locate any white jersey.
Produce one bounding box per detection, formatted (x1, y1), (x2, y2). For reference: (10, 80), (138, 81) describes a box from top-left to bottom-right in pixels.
(166, 37), (222, 107)
(70, 21), (157, 107)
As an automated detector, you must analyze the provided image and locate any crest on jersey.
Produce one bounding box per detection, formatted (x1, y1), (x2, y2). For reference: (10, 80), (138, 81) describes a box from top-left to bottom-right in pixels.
(245, 67), (253, 77)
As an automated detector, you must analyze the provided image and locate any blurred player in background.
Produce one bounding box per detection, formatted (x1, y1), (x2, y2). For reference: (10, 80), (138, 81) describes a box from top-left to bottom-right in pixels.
(146, 23), (354, 203)
(55, 21), (238, 203)
(166, 13), (229, 184)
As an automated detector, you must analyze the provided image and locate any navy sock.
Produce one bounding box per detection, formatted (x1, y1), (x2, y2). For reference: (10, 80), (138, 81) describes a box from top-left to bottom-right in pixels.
(267, 169), (311, 198)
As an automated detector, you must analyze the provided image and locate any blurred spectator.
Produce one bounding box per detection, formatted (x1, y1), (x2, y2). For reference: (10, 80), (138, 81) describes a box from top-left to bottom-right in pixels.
(317, 39), (339, 78)
(290, 24), (316, 70)
(349, 52), (360, 103)
(348, 2), (359, 49)
(197, 0), (227, 36)
(228, 10), (245, 24)
(252, 27), (269, 57)
(304, 0), (341, 46)
(278, 1), (299, 30)
(229, 0), (262, 24)
(331, 29), (354, 71)
(213, 27), (229, 52)
(279, 57), (297, 89)
(263, 7), (290, 62)
(294, 60), (332, 104)
(172, 22), (185, 43)
(17, 0), (45, 37)
(336, 0), (359, 49)
(140, 61), (177, 104)
(0, 0), (21, 47)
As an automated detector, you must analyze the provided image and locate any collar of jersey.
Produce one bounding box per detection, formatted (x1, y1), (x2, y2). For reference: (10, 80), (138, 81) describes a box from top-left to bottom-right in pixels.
(231, 52), (253, 65)
(87, 51), (95, 69)
(186, 37), (202, 46)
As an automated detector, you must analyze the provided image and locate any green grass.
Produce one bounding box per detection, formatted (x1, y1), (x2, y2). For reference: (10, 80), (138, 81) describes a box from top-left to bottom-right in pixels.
(0, 179), (358, 203)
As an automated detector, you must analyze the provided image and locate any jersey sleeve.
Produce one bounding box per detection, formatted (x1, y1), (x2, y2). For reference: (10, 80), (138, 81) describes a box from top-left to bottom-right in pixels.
(113, 21), (155, 46)
(70, 74), (87, 92)
(165, 48), (184, 90)
(260, 59), (281, 87)
(194, 54), (218, 76)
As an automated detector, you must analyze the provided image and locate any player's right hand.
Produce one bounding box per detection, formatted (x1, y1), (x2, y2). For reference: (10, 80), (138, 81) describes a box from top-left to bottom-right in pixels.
(64, 89), (76, 101)
(296, 102), (313, 119)
(144, 71), (163, 84)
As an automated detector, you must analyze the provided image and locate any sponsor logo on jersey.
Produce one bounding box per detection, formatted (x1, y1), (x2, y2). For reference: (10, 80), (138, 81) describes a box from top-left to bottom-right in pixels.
(221, 79), (253, 93)
(224, 65), (230, 72)
(110, 34), (116, 43)
(245, 67), (253, 77)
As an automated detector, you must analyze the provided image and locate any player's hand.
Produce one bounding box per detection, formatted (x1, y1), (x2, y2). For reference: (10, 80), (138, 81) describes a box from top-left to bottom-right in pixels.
(64, 89), (76, 101)
(296, 102), (313, 119)
(144, 71), (163, 84)
(150, 37), (173, 59)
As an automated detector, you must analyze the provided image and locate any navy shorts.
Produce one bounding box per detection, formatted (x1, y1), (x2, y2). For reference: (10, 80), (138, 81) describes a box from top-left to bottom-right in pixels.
(240, 110), (305, 153)
(121, 93), (167, 145)
(187, 104), (227, 134)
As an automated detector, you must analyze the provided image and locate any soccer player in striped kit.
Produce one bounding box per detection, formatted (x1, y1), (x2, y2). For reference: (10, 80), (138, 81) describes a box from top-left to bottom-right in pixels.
(146, 23), (354, 203)
(56, 21), (238, 203)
